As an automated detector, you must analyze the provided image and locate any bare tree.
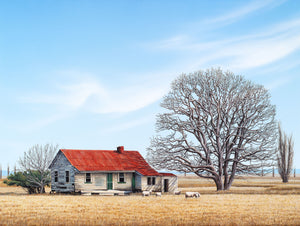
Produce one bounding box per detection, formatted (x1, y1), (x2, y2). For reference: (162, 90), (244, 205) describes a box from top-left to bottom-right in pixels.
(147, 68), (277, 191)
(19, 144), (58, 193)
(7, 164), (9, 177)
(277, 124), (294, 183)
(0, 164), (2, 179)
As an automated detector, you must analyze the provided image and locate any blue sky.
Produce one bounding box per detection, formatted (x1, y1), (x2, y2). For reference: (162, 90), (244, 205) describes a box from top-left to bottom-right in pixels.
(0, 0), (299, 170)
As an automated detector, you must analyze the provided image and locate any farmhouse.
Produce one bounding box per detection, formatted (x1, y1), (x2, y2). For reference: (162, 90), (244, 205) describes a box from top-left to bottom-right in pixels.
(49, 146), (177, 194)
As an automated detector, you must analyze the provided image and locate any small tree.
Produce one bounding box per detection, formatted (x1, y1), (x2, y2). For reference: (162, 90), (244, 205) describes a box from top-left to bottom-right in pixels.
(4, 171), (50, 194)
(19, 144), (58, 193)
(277, 124), (294, 183)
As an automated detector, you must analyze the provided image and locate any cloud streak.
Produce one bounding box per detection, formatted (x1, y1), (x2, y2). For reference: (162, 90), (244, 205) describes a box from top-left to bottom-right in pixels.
(265, 76), (293, 90)
(21, 73), (168, 115)
(204, 0), (278, 25)
(147, 15), (300, 73)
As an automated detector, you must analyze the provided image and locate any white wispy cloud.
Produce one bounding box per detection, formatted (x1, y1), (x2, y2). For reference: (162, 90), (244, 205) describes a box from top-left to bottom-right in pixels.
(15, 112), (70, 133)
(105, 115), (154, 133)
(265, 76), (293, 90)
(21, 81), (107, 109)
(21, 72), (168, 115)
(204, 0), (278, 25)
(147, 15), (300, 73)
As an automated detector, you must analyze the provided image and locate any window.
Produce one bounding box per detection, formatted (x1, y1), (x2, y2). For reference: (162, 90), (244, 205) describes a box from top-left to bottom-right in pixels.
(54, 171), (58, 182)
(147, 177), (156, 185)
(118, 173), (125, 183)
(66, 171), (69, 183)
(152, 177), (156, 185)
(85, 173), (91, 183)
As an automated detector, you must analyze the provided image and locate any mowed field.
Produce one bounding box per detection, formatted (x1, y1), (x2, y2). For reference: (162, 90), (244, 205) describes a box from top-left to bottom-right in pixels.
(0, 176), (300, 225)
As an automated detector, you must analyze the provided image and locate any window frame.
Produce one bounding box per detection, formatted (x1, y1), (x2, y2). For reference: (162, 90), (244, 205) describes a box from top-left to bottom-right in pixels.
(147, 177), (156, 185)
(54, 171), (58, 183)
(152, 177), (156, 185)
(65, 171), (70, 183)
(85, 173), (91, 183)
(118, 173), (125, 183)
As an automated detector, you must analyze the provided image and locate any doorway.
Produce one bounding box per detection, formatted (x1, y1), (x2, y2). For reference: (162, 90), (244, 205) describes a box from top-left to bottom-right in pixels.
(164, 179), (169, 192)
(132, 173), (135, 191)
(107, 173), (113, 190)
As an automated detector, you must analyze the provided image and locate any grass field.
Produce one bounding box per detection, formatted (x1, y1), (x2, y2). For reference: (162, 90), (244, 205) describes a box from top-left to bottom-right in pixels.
(0, 176), (300, 225)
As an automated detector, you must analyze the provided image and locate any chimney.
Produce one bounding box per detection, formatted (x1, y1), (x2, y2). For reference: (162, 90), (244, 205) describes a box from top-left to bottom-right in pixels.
(117, 146), (124, 154)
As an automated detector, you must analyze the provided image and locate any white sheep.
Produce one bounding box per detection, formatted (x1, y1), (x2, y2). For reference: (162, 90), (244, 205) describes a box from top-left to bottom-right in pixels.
(142, 190), (151, 196)
(174, 190), (181, 195)
(156, 192), (161, 197)
(185, 192), (200, 198)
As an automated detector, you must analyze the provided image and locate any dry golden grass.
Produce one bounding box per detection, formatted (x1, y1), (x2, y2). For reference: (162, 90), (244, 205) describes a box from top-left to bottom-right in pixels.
(0, 177), (299, 225)
(179, 175), (300, 194)
(0, 194), (299, 225)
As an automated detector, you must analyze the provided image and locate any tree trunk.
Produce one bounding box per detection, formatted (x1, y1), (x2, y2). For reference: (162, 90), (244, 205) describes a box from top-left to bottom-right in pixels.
(214, 177), (224, 191)
(39, 183), (45, 193)
(224, 180), (233, 190)
(282, 175), (288, 183)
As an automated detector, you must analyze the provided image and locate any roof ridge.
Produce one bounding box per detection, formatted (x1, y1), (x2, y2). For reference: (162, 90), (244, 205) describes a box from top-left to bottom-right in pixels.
(60, 149), (138, 152)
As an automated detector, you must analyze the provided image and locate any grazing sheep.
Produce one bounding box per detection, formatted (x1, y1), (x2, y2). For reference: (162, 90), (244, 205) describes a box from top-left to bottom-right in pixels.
(185, 192), (200, 198)
(156, 192), (161, 197)
(174, 190), (181, 195)
(142, 191), (151, 196)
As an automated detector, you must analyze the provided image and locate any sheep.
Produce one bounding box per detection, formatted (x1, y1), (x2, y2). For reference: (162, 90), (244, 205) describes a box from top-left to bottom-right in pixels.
(185, 192), (200, 198)
(156, 192), (162, 197)
(142, 190), (151, 196)
(174, 190), (181, 195)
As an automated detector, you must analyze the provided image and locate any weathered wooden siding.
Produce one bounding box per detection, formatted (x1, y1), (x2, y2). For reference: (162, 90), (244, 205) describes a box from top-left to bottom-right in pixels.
(74, 172), (134, 192)
(162, 176), (178, 193)
(141, 176), (162, 192)
(75, 173), (107, 192)
(140, 176), (178, 193)
(113, 173), (133, 190)
(135, 174), (142, 190)
(50, 151), (77, 193)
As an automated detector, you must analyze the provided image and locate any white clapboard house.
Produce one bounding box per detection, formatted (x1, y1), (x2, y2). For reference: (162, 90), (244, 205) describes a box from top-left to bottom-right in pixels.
(49, 146), (177, 195)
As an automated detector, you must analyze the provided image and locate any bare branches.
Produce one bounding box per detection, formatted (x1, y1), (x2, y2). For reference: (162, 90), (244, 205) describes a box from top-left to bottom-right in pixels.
(18, 143), (58, 193)
(277, 123), (294, 183)
(147, 68), (277, 191)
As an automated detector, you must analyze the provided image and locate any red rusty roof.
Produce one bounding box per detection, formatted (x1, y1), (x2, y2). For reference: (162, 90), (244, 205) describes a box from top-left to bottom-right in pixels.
(60, 149), (160, 176)
(159, 172), (177, 177)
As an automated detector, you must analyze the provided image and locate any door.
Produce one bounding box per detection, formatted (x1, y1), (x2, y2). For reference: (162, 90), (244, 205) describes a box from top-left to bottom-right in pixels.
(107, 173), (113, 190)
(164, 179), (169, 192)
(132, 173), (136, 191)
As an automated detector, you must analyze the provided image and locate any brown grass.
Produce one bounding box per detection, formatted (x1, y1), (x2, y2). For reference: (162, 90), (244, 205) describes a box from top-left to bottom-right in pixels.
(0, 177), (299, 225)
(178, 175), (300, 194)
